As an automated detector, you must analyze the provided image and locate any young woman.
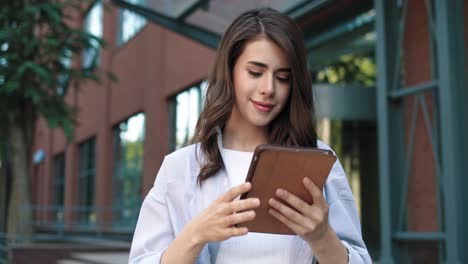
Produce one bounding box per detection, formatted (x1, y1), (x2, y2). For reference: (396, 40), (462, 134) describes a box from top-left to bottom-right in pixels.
(129, 8), (371, 264)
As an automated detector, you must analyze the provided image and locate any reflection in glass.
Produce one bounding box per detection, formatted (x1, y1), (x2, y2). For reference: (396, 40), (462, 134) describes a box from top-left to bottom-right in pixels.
(57, 49), (72, 96)
(171, 81), (207, 151)
(118, 0), (147, 45)
(77, 138), (96, 226)
(112, 113), (145, 228)
(53, 153), (65, 222)
(307, 9), (380, 256)
(83, 1), (103, 68)
(317, 119), (379, 250)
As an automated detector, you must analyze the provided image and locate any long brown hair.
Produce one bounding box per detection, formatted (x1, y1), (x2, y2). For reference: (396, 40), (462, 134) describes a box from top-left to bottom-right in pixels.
(191, 8), (318, 184)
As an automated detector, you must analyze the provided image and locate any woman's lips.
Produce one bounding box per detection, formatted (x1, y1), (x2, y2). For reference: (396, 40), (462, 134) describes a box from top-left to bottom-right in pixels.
(251, 99), (274, 112)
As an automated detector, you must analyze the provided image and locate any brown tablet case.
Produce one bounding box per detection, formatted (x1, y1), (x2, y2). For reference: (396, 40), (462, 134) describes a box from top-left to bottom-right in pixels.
(238, 144), (337, 235)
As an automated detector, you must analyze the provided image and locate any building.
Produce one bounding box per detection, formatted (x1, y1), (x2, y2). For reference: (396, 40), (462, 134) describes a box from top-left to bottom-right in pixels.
(29, 0), (467, 263)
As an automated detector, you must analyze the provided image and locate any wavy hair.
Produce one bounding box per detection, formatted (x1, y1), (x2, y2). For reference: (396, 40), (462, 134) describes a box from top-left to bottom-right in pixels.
(191, 8), (318, 184)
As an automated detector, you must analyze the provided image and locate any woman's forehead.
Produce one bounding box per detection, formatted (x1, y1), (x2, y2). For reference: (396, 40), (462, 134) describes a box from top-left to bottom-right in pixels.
(238, 38), (290, 69)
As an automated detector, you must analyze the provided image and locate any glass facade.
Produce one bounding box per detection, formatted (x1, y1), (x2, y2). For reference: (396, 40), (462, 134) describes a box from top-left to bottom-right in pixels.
(77, 137), (96, 226)
(307, 8), (380, 256)
(52, 153), (65, 222)
(83, 1), (103, 68)
(117, 0), (147, 46)
(170, 81), (208, 151)
(112, 113), (145, 228)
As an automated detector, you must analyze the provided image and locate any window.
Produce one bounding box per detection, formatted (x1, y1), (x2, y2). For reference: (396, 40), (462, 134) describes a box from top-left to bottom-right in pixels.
(170, 81), (208, 151)
(112, 113), (145, 227)
(57, 49), (71, 96)
(83, 1), (103, 68)
(77, 137), (96, 225)
(53, 153), (66, 222)
(117, 0), (146, 46)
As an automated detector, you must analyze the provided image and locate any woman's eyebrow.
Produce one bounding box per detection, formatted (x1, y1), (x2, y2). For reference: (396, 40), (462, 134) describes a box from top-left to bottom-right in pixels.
(247, 61), (291, 73)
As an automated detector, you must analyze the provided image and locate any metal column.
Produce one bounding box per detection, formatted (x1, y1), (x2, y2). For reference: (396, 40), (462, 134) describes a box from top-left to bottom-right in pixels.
(375, 0), (467, 262)
(434, 0), (467, 263)
(374, 0), (399, 262)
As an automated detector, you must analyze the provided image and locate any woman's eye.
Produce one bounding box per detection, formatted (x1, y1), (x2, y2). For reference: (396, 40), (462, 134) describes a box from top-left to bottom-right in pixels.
(248, 70), (262, 77)
(276, 76), (290, 83)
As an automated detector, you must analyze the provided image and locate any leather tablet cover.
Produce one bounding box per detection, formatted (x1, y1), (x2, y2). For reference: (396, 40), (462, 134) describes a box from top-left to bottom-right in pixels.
(238, 144), (337, 235)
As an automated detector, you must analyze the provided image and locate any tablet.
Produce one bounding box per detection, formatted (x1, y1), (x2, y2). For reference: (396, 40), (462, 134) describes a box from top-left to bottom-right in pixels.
(238, 144), (337, 235)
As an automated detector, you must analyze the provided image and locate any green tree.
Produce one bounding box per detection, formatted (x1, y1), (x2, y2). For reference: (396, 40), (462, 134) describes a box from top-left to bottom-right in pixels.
(312, 54), (377, 88)
(0, 0), (109, 239)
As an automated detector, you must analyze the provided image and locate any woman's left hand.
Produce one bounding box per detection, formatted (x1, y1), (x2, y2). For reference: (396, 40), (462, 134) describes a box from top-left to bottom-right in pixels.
(269, 177), (349, 263)
(268, 177), (331, 245)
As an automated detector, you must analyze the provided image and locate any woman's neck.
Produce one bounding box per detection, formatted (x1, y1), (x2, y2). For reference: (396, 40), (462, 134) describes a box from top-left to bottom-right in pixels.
(222, 121), (269, 152)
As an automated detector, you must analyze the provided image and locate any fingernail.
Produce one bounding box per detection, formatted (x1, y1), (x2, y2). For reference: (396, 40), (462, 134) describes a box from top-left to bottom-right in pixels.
(269, 198), (277, 206)
(276, 189), (285, 196)
(304, 177), (311, 184)
(252, 198), (260, 206)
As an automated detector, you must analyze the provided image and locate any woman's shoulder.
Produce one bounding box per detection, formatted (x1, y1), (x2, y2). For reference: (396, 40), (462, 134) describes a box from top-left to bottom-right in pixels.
(163, 143), (203, 176)
(153, 143), (201, 188)
(316, 139), (333, 152)
(165, 143), (200, 162)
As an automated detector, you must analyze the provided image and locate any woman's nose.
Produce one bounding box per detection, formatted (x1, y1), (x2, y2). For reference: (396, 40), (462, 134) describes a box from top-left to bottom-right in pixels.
(258, 74), (275, 96)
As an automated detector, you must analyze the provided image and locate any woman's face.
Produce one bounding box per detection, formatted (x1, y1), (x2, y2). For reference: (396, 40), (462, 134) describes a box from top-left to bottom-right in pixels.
(230, 38), (291, 129)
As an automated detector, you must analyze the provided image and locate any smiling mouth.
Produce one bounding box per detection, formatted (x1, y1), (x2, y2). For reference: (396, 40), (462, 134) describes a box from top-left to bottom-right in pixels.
(251, 99), (274, 112)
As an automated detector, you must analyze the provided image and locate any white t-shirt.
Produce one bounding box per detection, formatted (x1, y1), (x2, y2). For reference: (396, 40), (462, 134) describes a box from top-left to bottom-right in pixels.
(207, 147), (314, 264)
(128, 128), (372, 264)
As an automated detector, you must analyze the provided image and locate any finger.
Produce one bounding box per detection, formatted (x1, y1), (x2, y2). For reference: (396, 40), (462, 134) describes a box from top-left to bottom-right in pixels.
(224, 226), (248, 238)
(275, 188), (310, 214)
(222, 198), (260, 214)
(217, 182), (252, 203)
(268, 208), (305, 235)
(269, 198), (308, 226)
(223, 210), (256, 226)
(303, 178), (327, 207)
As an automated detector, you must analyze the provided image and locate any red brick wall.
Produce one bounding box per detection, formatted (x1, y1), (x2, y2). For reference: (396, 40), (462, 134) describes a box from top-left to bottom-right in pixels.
(31, 3), (216, 228)
(399, 0), (468, 262)
(403, 0), (438, 234)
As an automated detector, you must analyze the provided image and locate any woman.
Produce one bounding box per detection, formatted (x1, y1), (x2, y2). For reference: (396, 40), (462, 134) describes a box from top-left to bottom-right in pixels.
(129, 8), (371, 264)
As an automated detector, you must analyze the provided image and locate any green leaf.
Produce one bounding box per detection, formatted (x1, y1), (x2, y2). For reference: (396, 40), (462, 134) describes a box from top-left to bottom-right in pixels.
(23, 5), (41, 17)
(41, 4), (62, 25)
(62, 118), (74, 142)
(45, 38), (61, 48)
(3, 81), (19, 93)
(24, 88), (43, 105)
(47, 116), (59, 128)
(17, 61), (51, 84)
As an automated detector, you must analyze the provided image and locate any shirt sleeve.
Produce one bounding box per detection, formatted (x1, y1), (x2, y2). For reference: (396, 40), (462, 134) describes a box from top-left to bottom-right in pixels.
(321, 156), (373, 264)
(129, 158), (175, 264)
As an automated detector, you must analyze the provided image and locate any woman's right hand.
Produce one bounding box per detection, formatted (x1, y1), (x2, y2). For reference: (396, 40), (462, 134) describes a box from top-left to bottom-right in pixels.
(185, 182), (260, 245)
(161, 182), (260, 264)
